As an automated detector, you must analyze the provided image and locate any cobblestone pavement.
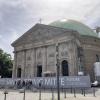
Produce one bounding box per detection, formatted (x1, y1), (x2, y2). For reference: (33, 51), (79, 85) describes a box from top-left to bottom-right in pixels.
(0, 88), (100, 100)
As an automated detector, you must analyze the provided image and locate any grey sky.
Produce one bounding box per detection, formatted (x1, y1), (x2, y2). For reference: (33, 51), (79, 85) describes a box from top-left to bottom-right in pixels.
(0, 0), (100, 57)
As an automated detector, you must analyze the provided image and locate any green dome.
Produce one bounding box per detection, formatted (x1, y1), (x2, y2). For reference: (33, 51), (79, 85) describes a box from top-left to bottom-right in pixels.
(49, 19), (98, 37)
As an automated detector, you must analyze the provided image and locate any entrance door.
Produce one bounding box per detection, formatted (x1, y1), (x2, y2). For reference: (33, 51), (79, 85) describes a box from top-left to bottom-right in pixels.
(37, 65), (42, 77)
(62, 60), (69, 76)
(17, 68), (21, 78)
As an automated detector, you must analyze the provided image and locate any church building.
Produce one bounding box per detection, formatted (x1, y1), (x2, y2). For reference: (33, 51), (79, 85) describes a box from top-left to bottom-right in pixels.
(12, 19), (100, 81)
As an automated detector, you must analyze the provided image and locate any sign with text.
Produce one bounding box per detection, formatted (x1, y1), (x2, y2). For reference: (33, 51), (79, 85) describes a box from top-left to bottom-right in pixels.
(0, 76), (91, 89)
(32, 76), (91, 88)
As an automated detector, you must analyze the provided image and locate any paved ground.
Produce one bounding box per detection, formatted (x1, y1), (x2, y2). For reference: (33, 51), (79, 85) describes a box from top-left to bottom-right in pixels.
(0, 88), (100, 100)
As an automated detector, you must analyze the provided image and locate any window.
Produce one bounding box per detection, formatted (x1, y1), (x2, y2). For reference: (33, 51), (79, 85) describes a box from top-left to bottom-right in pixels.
(77, 47), (83, 57)
(96, 54), (99, 62)
(17, 68), (21, 78)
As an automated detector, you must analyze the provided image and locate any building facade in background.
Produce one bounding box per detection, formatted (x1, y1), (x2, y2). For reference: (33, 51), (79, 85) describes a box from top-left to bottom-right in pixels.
(12, 20), (100, 81)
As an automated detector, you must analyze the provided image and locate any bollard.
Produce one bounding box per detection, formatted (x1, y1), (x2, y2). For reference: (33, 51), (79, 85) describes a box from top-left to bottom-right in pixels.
(71, 87), (73, 93)
(19, 88), (26, 100)
(23, 89), (25, 100)
(81, 89), (83, 95)
(4, 90), (8, 100)
(93, 88), (96, 97)
(64, 90), (66, 98)
(52, 88), (54, 100)
(83, 89), (85, 96)
(39, 83), (41, 100)
(73, 88), (76, 98)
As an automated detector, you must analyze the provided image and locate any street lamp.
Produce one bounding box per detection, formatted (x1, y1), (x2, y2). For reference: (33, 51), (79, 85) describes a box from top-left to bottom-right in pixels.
(93, 27), (100, 37)
(56, 43), (60, 100)
(95, 27), (100, 34)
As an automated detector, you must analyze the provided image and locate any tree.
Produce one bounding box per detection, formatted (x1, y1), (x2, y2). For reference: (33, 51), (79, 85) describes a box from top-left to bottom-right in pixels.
(0, 49), (13, 78)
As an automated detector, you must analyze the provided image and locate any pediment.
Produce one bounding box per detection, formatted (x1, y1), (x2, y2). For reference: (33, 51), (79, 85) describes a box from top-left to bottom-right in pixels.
(12, 24), (79, 47)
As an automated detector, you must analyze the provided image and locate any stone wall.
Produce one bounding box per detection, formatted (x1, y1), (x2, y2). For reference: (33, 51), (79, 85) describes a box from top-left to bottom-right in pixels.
(81, 36), (100, 81)
(12, 34), (79, 78)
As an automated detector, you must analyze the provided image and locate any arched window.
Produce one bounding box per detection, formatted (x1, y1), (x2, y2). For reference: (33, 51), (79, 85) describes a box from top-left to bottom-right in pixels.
(61, 60), (69, 76)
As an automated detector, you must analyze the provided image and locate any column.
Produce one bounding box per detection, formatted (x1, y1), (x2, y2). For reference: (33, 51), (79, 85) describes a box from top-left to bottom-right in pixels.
(68, 40), (77, 76)
(33, 48), (37, 77)
(22, 50), (26, 78)
(32, 48), (35, 77)
(71, 40), (78, 75)
(42, 46), (47, 76)
(12, 51), (17, 78)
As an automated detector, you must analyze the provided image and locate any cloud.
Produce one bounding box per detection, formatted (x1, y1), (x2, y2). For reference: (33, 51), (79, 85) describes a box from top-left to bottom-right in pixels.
(0, 34), (2, 38)
(0, 29), (19, 54)
(13, 0), (100, 25)
(0, 0), (100, 57)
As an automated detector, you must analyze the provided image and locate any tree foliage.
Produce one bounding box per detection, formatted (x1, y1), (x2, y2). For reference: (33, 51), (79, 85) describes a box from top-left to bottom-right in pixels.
(0, 49), (13, 78)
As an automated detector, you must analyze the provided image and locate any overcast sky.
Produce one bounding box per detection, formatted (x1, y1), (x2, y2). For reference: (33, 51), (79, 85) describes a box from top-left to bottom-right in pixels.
(0, 0), (100, 57)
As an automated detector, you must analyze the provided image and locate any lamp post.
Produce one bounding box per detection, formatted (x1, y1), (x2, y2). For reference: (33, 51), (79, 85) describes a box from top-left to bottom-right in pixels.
(93, 26), (100, 37)
(95, 27), (100, 34)
(56, 43), (60, 100)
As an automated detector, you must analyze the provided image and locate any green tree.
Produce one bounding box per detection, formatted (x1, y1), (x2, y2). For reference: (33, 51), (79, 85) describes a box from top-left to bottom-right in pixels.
(0, 49), (13, 78)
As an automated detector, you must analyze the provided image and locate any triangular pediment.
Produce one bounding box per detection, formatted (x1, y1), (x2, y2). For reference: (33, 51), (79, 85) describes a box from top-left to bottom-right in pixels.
(11, 24), (79, 47)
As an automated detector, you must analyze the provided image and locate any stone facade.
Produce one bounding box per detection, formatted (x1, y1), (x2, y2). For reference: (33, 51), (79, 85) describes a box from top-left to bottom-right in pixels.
(81, 36), (100, 81)
(12, 24), (100, 81)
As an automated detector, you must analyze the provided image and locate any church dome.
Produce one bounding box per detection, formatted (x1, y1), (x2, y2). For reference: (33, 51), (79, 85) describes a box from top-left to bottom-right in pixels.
(49, 19), (98, 37)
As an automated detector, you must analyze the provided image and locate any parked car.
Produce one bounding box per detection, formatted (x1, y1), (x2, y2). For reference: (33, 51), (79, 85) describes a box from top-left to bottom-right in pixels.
(91, 81), (99, 87)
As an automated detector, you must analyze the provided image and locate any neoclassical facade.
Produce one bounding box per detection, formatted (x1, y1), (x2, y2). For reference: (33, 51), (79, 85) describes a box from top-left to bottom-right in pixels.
(12, 20), (100, 81)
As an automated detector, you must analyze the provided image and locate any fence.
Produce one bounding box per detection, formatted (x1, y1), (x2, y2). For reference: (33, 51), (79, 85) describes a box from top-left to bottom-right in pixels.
(0, 76), (97, 100)
(0, 87), (97, 100)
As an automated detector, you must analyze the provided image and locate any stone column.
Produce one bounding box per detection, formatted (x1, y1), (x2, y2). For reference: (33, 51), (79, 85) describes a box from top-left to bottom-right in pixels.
(12, 51), (17, 78)
(21, 50), (26, 78)
(42, 46), (47, 76)
(74, 42), (79, 75)
(33, 48), (37, 77)
(67, 40), (76, 76)
(74, 48), (78, 75)
(70, 40), (78, 75)
(32, 48), (35, 77)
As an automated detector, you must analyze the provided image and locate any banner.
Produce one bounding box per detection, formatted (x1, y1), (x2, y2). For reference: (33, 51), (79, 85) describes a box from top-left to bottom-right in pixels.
(0, 76), (91, 89)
